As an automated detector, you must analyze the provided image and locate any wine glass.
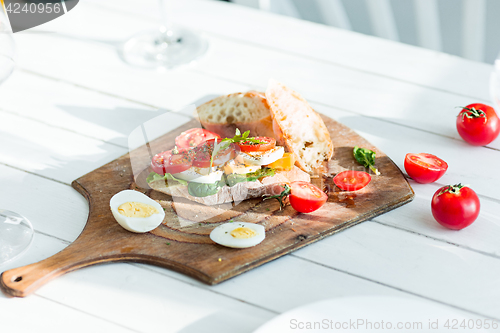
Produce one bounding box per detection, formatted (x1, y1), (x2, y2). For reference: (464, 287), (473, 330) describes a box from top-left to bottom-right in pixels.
(120, 0), (208, 69)
(0, 11), (34, 265)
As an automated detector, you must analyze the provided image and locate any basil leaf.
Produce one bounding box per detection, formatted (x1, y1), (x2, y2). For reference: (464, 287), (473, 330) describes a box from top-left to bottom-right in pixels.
(353, 146), (380, 175)
(188, 180), (225, 197)
(226, 167), (275, 187)
(147, 172), (165, 183)
(146, 172), (188, 186)
(221, 128), (265, 145)
(165, 173), (188, 186)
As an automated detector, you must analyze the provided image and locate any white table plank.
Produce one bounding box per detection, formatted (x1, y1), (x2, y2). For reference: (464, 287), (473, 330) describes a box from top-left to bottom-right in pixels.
(293, 221), (500, 319)
(0, 164), (87, 243)
(36, 262), (275, 333)
(0, 71), (243, 149)
(88, 0), (493, 100)
(0, 294), (137, 333)
(375, 181), (500, 257)
(0, 110), (127, 184)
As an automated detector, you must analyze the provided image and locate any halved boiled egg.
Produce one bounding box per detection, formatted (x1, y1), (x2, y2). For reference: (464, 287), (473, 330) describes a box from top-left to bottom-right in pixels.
(240, 146), (284, 166)
(110, 190), (165, 233)
(210, 222), (265, 248)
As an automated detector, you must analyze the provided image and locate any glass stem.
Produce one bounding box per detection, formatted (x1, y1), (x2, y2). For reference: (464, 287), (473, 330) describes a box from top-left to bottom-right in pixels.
(158, 0), (176, 44)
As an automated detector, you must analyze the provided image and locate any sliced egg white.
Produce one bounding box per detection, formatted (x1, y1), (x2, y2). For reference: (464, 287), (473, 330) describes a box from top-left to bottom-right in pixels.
(240, 146), (284, 166)
(172, 167), (223, 184)
(110, 190), (165, 233)
(210, 222), (265, 248)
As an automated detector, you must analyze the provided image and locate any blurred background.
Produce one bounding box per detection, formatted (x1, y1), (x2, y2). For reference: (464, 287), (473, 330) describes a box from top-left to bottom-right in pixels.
(219, 0), (500, 64)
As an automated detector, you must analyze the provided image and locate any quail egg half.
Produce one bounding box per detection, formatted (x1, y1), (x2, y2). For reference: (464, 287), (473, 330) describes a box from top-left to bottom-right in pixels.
(110, 190), (165, 233)
(210, 222), (265, 248)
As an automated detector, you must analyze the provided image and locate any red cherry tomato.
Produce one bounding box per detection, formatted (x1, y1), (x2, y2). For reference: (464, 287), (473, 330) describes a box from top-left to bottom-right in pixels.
(333, 171), (371, 191)
(404, 153), (448, 184)
(431, 184), (480, 230)
(192, 139), (239, 168)
(151, 148), (192, 175)
(289, 181), (328, 213)
(237, 137), (276, 152)
(456, 103), (500, 146)
(175, 128), (220, 149)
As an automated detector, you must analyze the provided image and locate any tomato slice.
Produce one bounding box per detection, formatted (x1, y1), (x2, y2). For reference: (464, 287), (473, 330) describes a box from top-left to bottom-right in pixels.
(289, 181), (328, 213)
(333, 171), (371, 191)
(404, 153), (448, 184)
(175, 128), (221, 149)
(192, 139), (239, 168)
(151, 148), (192, 175)
(237, 137), (276, 152)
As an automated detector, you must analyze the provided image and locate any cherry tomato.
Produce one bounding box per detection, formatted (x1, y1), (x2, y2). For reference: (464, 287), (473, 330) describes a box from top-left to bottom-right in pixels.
(289, 181), (328, 213)
(431, 184), (480, 230)
(404, 153), (448, 184)
(151, 148), (192, 175)
(192, 139), (239, 168)
(175, 128), (220, 149)
(456, 103), (500, 146)
(333, 171), (371, 191)
(237, 137), (276, 152)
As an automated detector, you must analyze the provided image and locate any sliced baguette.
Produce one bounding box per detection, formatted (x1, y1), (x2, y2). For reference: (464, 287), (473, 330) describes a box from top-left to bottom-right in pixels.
(148, 166), (310, 206)
(196, 91), (275, 139)
(266, 79), (334, 173)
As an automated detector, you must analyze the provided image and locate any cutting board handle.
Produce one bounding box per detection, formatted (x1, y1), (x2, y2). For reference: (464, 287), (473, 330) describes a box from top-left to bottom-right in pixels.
(0, 240), (106, 298)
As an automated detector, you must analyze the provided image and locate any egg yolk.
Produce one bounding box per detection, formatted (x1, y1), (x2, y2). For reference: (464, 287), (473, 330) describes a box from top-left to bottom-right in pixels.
(118, 202), (159, 218)
(230, 227), (257, 239)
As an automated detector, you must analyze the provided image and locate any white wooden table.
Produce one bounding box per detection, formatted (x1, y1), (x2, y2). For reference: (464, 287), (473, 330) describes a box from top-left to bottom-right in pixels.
(1, 0), (499, 332)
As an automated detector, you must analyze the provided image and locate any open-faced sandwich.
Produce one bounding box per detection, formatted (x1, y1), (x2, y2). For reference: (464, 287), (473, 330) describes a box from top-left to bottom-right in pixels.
(147, 80), (334, 206)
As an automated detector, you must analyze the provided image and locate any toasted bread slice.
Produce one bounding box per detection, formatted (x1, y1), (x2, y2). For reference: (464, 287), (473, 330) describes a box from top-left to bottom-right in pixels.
(196, 91), (275, 139)
(148, 166), (310, 206)
(266, 79), (334, 173)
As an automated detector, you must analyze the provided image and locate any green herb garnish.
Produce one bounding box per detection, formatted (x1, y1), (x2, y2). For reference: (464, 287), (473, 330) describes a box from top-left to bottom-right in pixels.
(147, 171), (188, 185)
(187, 179), (226, 197)
(353, 146), (380, 175)
(226, 167), (275, 187)
(222, 128), (265, 145)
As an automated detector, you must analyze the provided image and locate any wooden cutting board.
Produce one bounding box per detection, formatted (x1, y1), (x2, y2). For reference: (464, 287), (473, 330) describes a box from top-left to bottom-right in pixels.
(0, 115), (414, 297)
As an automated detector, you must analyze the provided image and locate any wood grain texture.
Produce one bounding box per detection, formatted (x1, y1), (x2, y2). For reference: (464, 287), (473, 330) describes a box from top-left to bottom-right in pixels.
(0, 115), (413, 297)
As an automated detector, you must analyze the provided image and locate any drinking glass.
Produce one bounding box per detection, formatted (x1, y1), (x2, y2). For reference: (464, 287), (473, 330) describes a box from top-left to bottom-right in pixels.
(0, 10), (34, 265)
(120, 0), (208, 69)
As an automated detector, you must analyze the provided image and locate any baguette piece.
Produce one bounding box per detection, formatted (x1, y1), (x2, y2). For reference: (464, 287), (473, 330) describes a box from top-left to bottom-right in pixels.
(196, 91), (275, 139)
(148, 166), (310, 206)
(266, 79), (334, 173)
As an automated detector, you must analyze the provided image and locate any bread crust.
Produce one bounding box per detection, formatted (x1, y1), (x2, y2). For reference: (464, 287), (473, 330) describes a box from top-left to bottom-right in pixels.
(149, 166), (310, 206)
(266, 79), (334, 173)
(197, 91), (275, 139)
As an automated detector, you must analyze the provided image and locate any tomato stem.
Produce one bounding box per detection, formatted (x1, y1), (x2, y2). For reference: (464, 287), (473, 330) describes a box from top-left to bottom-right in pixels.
(264, 184), (291, 210)
(459, 107), (487, 121)
(437, 183), (466, 196)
